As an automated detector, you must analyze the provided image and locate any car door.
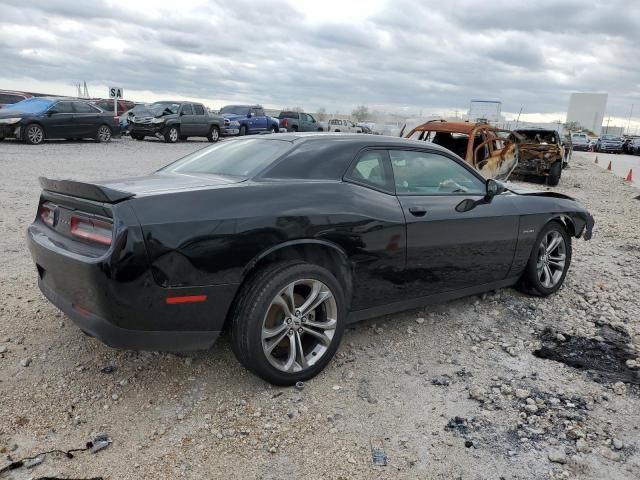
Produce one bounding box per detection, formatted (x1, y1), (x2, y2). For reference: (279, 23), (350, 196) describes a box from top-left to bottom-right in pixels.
(306, 113), (320, 131)
(179, 104), (195, 135)
(389, 148), (520, 296)
(251, 107), (267, 132)
(72, 101), (102, 137)
(43, 101), (76, 138)
(192, 104), (209, 136)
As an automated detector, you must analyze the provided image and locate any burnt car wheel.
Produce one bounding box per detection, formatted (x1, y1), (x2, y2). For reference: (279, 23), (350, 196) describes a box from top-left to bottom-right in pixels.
(95, 125), (112, 143)
(518, 222), (572, 297)
(208, 126), (220, 142)
(231, 262), (345, 385)
(164, 126), (179, 143)
(24, 123), (45, 145)
(547, 162), (562, 186)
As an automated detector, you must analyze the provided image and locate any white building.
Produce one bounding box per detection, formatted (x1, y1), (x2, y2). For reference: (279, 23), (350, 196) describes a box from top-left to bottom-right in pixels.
(566, 93), (608, 135)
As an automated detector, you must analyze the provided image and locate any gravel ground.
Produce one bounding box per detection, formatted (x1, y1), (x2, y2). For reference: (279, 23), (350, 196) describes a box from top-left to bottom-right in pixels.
(0, 138), (639, 480)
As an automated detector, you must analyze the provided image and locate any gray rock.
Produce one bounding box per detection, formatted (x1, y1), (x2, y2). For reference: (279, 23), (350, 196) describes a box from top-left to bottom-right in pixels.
(612, 438), (624, 450)
(468, 385), (485, 402)
(20, 357), (32, 367)
(515, 388), (530, 399)
(0, 345), (7, 354)
(548, 448), (567, 464)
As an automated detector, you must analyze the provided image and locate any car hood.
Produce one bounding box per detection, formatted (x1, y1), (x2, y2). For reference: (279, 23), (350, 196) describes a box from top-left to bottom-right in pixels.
(503, 182), (575, 201)
(97, 172), (244, 196)
(0, 109), (38, 118)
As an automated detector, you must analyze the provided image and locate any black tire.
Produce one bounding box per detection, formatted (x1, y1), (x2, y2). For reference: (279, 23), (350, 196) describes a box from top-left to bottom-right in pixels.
(208, 126), (220, 142)
(164, 126), (179, 143)
(179, 135), (188, 141)
(270, 125), (278, 134)
(546, 162), (562, 186)
(239, 125), (247, 136)
(517, 221), (572, 297)
(317, 127), (324, 132)
(230, 261), (346, 385)
(94, 124), (112, 143)
(291, 125), (298, 132)
(23, 123), (45, 145)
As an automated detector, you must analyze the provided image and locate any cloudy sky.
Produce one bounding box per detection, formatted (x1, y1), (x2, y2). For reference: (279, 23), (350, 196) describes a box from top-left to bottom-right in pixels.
(1, 0), (638, 128)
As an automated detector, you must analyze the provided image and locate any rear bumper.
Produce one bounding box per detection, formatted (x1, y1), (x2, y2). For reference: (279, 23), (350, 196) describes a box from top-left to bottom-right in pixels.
(27, 211), (237, 352)
(39, 280), (220, 351)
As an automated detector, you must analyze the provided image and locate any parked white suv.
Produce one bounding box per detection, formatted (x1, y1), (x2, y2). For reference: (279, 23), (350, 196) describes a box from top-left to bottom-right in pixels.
(327, 119), (362, 133)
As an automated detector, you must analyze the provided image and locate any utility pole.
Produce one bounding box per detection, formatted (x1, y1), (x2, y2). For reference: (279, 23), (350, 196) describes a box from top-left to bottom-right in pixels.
(605, 117), (610, 134)
(515, 106), (523, 128)
(626, 104), (634, 135)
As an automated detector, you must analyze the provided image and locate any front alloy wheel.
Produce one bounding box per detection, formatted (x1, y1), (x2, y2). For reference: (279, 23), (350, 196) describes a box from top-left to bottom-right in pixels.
(164, 126), (179, 143)
(536, 230), (566, 289)
(24, 124), (44, 145)
(518, 221), (572, 296)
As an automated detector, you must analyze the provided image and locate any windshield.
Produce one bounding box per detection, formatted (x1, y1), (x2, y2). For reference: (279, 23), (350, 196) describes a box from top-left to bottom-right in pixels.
(220, 105), (250, 116)
(515, 130), (557, 143)
(601, 135), (621, 141)
(149, 102), (181, 116)
(160, 138), (293, 177)
(1, 98), (54, 114)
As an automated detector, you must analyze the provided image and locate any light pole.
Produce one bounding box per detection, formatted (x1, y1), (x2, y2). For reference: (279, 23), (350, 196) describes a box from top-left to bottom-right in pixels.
(626, 104), (634, 135)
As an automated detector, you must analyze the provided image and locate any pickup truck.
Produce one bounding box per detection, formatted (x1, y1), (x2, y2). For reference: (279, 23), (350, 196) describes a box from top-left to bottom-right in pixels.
(219, 105), (280, 135)
(129, 101), (228, 143)
(327, 118), (362, 133)
(277, 111), (324, 132)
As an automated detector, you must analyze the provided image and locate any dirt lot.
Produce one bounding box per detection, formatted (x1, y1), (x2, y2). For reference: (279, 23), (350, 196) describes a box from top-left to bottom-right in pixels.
(0, 138), (639, 479)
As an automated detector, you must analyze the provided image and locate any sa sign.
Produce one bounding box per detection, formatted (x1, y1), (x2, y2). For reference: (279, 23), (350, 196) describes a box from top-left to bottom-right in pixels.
(109, 87), (123, 99)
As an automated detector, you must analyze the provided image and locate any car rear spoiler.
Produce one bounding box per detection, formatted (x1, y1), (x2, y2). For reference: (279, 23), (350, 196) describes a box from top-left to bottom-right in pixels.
(39, 177), (134, 203)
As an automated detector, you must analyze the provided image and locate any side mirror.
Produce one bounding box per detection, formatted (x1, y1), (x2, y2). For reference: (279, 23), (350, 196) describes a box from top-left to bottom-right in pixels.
(248, 112), (253, 118)
(485, 179), (505, 199)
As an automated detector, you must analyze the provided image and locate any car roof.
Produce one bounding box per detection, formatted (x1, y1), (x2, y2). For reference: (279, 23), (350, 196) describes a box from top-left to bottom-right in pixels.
(253, 131), (459, 152)
(410, 120), (494, 135)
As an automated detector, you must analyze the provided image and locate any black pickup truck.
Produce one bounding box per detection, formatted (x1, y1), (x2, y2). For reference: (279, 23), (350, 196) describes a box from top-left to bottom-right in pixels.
(129, 101), (227, 143)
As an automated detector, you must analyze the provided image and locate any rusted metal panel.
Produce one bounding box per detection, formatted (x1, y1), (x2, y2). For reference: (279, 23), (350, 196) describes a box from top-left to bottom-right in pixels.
(405, 120), (518, 180)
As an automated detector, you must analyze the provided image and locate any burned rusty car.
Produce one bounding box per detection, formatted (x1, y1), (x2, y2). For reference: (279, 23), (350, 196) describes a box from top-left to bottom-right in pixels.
(404, 120), (518, 180)
(510, 128), (564, 186)
(27, 134), (594, 385)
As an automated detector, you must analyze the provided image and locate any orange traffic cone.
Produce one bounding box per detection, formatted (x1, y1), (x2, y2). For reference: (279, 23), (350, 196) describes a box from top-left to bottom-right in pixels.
(626, 169), (633, 182)
(595, 156), (599, 164)
(607, 161), (612, 171)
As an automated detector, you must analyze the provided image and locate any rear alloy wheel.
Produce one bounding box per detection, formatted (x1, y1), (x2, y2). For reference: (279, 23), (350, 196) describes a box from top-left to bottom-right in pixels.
(231, 262), (345, 385)
(24, 123), (45, 145)
(164, 126), (179, 143)
(547, 161), (562, 186)
(208, 126), (220, 142)
(95, 125), (112, 143)
(518, 222), (572, 296)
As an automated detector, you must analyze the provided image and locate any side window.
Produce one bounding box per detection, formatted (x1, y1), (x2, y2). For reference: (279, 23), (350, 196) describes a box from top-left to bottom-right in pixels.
(346, 150), (392, 191)
(254, 108), (265, 117)
(307, 114), (316, 123)
(54, 101), (74, 113)
(390, 150), (485, 195)
(73, 102), (96, 113)
(300, 113), (309, 122)
(181, 104), (194, 115)
(193, 104), (205, 115)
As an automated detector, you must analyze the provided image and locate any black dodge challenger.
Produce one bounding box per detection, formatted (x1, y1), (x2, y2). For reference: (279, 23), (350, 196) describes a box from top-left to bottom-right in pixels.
(27, 133), (594, 385)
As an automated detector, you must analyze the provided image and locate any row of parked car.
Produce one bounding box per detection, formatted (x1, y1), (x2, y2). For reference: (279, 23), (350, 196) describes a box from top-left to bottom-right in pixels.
(569, 131), (640, 155)
(0, 88), (380, 144)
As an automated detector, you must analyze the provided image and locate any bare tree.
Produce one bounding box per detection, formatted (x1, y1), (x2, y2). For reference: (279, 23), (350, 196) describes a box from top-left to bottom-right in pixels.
(351, 105), (370, 122)
(316, 107), (327, 121)
(284, 106), (304, 112)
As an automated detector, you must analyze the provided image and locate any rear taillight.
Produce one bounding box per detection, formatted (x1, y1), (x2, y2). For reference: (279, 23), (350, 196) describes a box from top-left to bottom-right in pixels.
(282, 119), (288, 127)
(39, 203), (55, 226)
(70, 216), (113, 245)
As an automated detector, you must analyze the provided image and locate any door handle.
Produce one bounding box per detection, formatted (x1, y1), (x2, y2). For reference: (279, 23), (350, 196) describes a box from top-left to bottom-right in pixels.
(408, 206), (427, 217)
